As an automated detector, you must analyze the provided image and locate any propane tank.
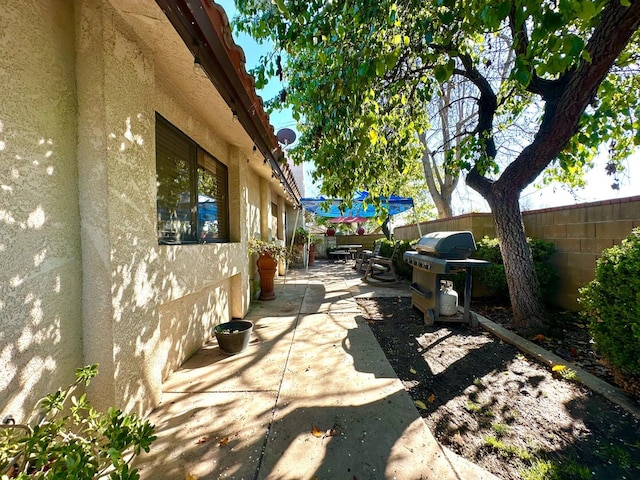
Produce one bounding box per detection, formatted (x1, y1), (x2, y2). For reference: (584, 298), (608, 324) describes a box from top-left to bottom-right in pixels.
(439, 280), (459, 316)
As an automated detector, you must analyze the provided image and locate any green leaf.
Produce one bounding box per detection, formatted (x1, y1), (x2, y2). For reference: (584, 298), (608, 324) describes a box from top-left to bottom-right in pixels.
(433, 64), (449, 83)
(368, 128), (379, 145)
(415, 400), (427, 410)
(273, 0), (290, 18)
(385, 52), (399, 70)
(576, 1), (596, 20)
(513, 56), (532, 86)
(440, 11), (455, 24)
(565, 34), (585, 56)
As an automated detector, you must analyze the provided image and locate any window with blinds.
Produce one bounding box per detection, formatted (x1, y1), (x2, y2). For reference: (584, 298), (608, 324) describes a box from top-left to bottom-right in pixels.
(156, 113), (229, 244)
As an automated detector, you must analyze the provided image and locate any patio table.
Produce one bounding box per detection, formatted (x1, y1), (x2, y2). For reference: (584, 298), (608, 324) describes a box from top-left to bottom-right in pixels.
(328, 249), (351, 262)
(336, 244), (362, 259)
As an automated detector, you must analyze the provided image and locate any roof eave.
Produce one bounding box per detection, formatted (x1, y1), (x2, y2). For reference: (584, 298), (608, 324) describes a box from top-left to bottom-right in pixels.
(155, 0), (301, 205)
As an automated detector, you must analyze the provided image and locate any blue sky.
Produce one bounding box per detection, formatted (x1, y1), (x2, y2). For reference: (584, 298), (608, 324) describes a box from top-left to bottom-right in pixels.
(217, 1), (295, 129)
(217, 1), (319, 195)
(218, 1), (638, 211)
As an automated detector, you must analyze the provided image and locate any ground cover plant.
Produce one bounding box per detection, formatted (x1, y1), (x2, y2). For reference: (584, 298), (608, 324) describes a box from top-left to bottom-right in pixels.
(356, 296), (640, 480)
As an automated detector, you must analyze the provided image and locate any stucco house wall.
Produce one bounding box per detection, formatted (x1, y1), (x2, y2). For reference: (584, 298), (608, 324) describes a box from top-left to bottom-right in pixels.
(0, 0), (84, 421)
(1, 0), (299, 419)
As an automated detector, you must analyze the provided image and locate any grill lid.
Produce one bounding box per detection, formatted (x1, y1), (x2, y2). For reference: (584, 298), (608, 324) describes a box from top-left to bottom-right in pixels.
(414, 231), (476, 259)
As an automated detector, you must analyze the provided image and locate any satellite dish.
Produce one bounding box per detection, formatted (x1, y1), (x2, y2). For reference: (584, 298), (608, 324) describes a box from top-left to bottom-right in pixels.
(276, 128), (297, 146)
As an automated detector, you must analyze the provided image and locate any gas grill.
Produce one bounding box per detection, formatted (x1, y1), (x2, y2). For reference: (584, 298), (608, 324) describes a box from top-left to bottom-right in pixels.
(403, 231), (490, 326)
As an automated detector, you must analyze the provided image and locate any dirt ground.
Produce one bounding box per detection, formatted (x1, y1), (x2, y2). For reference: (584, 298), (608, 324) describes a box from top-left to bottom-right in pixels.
(356, 296), (640, 480)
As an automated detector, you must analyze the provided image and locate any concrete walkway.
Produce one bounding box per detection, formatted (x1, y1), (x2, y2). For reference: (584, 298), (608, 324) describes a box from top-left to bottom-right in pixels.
(135, 261), (500, 480)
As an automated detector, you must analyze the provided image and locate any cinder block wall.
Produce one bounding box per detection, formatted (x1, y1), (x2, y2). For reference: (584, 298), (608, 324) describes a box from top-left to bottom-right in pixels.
(396, 213), (496, 240)
(394, 196), (640, 310)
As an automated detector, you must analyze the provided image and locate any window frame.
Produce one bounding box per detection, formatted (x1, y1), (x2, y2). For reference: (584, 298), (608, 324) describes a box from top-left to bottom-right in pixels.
(155, 113), (229, 245)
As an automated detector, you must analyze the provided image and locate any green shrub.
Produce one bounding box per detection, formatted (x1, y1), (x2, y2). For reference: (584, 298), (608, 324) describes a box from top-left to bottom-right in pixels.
(378, 239), (414, 279)
(579, 228), (640, 375)
(0, 365), (156, 479)
(293, 227), (309, 245)
(474, 236), (503, 264)
(471, 236), (558, 303)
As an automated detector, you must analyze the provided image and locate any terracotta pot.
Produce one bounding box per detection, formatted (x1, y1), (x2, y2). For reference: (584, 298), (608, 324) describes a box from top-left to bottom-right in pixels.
(256, 253), (278, 300)
(308, 244), (316, 266)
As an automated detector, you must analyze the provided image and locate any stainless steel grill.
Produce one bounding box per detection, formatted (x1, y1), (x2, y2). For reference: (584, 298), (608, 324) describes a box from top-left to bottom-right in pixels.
(404, 231), (490, 326)
(413, 230), (477, 259)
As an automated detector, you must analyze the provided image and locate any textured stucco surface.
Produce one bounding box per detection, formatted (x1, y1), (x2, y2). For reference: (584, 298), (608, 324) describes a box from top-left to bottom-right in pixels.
(2, 0), (295, 420)
(75, 0), (254, 415)
(76, 0), (162, 414)
(0, 0), (83, 420)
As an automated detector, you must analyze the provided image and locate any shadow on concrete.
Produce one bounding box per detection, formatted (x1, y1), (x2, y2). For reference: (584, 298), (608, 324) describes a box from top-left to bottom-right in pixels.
(135, 263), (494, 480)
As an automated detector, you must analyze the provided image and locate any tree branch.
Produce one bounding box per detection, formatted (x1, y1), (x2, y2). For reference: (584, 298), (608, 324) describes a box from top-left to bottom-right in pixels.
(456, 55), (498, 159)
(497, 0), (640, 193)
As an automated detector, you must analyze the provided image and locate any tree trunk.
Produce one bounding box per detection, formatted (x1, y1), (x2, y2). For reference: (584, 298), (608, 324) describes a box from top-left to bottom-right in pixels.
(487, 191), (545, 331)
(381, 216), (391, 240)
(419, 134), (457, 218)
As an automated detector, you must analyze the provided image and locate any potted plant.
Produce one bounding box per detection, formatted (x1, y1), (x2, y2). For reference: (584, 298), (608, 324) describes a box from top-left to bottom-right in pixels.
(249, 238), (288, 300)
(308, 242), (317, 266)
(214, 319), (254, 354)
(293, 227), (309, 245)
(308, 236), (322, 266)
(291, 227), (309, 267)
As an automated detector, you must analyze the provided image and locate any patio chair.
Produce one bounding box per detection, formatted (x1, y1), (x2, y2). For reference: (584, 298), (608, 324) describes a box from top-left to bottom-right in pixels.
(353, 241), (382, 272)
(362, 241), (401, 282)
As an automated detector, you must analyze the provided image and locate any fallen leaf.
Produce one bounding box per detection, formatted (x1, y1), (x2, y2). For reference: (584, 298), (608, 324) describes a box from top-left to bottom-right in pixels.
(531, 334), (546, 342)
(414, 400), (427, 410)
(311, 425), (324, 438)
(186, 473), (198, 480)
(451, 432), (464, 446)
(552, 365), (566, 372)
(218, 437), (229, 447)
(196, 436), (208, 445)
(427, 393), (435, 403)
(409, 367), (417, 374)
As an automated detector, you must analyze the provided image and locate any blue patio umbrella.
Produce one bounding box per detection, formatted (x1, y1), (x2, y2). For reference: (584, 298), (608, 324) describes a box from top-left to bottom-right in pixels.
(300, 191), (414, 220)
(198, 194), (218, 222)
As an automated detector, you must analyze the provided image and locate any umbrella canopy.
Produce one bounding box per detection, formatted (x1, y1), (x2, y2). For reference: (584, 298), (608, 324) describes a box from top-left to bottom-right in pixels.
(301, 191), (414, 221)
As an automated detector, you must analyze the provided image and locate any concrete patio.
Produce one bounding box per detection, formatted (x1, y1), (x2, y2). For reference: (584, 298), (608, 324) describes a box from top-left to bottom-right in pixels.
(134, 261), (500, 480)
